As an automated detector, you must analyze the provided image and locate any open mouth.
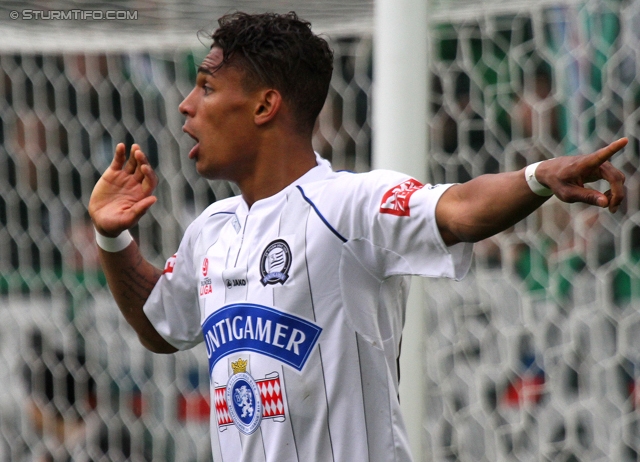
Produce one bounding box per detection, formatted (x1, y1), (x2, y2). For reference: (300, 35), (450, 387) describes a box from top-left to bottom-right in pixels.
(184, 128), (200, 159)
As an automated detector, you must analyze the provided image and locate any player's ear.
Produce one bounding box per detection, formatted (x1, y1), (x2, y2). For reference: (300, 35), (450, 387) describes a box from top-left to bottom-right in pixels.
(254, 89), (282, 126)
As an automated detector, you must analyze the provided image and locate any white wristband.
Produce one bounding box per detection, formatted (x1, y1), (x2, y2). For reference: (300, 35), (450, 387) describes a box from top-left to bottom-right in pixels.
(525, 162), (553, 197)
(94, 228), (133, 252)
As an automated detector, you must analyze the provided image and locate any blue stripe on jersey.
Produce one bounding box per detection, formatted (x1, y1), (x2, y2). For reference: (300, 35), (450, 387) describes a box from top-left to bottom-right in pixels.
(208, 211), (235, 217)
(295, 186), (348, 243)
(202, 303), (322, 373)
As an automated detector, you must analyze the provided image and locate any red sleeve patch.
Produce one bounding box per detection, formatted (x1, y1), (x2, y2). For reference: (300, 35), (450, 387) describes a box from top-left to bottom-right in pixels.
(163, 254), (177, 274)
(379, 179), (424, 216)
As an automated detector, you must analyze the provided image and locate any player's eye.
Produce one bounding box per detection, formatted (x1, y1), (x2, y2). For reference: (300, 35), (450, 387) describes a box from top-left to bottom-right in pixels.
(203, 84), (213, 95)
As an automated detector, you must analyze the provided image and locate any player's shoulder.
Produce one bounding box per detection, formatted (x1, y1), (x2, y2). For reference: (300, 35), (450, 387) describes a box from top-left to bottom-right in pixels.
(299, 169), (418, 200)
(294, 170), (426, 227)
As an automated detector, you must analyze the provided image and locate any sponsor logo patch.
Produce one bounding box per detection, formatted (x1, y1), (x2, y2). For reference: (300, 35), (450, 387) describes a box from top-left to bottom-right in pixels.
(259, 239), (292, 286)
(379, 178), (424, 216)
(200, 277), (213, 296)
(163, 254), (177, 274)
(199, 257), (215, 297)
(202, 303), (322, 373)
(226, 278), (247, 289)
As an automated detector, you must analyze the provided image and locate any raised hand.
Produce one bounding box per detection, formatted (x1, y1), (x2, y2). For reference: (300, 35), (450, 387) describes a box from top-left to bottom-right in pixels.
(89, 143), (158, 236)
(536, 138), (628, 213)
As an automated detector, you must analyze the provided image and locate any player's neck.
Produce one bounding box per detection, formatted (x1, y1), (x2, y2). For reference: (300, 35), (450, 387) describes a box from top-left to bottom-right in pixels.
(239, 137), (317, 208)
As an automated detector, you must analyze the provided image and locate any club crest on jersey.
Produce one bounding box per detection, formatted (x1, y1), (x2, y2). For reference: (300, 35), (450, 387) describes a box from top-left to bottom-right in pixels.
(259, 239), (292, 286)
(379, 178), (424, 216)
(223, 359), (263, 435)
(215, 358), (286, 434)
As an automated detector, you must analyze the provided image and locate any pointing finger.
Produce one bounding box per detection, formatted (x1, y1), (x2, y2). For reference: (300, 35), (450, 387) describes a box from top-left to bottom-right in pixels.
(585, 138), (628, 168)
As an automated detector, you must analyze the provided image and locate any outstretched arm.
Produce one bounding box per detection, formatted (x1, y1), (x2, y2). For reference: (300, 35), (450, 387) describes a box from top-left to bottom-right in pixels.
(436, 138), (628, 246)
(89, 143), (177, 353)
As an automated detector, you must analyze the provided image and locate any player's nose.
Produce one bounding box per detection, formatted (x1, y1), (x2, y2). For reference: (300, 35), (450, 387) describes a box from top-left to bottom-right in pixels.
(179, 89), (196, 117)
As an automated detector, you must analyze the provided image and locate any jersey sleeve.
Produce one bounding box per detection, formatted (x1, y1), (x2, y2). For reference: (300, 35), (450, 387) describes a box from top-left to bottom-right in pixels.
(143, 223), (203, 350)
(344, 171), (473, 280)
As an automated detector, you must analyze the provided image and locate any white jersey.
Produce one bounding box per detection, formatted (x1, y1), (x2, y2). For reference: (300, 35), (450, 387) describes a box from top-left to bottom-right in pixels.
(144, 156), (472, 462)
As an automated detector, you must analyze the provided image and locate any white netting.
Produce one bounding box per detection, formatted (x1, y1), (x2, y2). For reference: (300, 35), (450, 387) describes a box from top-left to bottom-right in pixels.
(1, 0), (639, 461)
(424, 1), (640, 460)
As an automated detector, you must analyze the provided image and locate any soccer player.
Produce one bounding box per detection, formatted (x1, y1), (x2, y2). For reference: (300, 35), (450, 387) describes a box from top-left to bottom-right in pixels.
(89, 12), (628, 462)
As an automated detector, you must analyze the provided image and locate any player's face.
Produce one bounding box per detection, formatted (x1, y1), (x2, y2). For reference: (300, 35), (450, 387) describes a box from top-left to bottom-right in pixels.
(179, 47), (261, 181)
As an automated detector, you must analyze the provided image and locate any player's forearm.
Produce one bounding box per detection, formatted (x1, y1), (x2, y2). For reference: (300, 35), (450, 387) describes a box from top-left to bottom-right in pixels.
(98, 242), (177, 353)
(437, 169), (550, 245)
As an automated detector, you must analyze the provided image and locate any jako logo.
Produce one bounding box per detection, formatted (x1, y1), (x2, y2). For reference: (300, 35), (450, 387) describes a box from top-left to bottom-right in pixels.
(226, 279), (247, 289)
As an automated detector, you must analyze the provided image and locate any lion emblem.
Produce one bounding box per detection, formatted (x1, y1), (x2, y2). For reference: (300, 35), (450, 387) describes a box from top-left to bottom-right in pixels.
(234, 385), (254, 418)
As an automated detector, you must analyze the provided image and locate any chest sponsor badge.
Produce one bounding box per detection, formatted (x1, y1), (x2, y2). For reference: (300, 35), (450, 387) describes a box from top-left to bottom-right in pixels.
(379, 178), (424, 216)
(259, 239), (292, 286)
(202, 303), (322, 373)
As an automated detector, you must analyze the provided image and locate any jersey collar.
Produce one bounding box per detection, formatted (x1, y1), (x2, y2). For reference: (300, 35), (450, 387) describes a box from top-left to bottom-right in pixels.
(291, 154), (333, 185)
(237, 153), (333, 216)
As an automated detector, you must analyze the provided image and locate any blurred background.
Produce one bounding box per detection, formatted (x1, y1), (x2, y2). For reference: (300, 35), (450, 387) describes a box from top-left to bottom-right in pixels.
(0, 0), (640, 460)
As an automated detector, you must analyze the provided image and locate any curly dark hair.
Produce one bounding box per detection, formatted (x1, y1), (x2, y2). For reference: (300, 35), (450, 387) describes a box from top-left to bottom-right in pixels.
(210, 11), (334, 133)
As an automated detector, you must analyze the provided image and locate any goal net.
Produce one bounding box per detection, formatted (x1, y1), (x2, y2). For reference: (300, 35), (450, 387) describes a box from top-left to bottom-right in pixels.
(423, 1), (640, 460)
(0, 0), (639, 460)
